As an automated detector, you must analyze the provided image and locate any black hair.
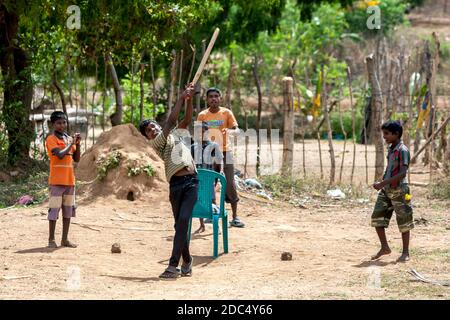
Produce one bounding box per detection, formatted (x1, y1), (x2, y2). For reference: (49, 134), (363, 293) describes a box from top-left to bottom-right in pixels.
(381, 120), (403, 138)
(206, 87), (221, 97)
(50, 111), (67, 123)
(139, 119), (159, 137)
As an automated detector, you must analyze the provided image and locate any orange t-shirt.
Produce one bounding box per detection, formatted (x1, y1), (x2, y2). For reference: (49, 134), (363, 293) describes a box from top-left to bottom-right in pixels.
(45, 134), (77, 186)
(197, 107), (238, 152)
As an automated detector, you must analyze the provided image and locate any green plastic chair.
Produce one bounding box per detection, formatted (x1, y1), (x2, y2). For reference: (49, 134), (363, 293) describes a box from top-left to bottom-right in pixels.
(188, 169), (228, 258)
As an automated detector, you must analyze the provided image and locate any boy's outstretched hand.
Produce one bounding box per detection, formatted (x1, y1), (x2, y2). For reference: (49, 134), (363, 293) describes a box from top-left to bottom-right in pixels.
(182, 83), (195, 100)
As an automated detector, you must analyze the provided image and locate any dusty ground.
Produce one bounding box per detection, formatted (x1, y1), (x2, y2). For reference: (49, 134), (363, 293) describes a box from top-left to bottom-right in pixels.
(0, 172), (448, 299)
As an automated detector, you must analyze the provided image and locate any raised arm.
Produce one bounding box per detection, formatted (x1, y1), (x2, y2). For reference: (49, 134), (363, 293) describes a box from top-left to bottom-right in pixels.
(178, 92), (194, 129)
(162, 83), (194, 137)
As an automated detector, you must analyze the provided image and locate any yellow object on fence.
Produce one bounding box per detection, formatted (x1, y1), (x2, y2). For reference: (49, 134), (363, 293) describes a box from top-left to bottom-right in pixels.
(312, 93), (321, 118)
(416, 101), (430, 130)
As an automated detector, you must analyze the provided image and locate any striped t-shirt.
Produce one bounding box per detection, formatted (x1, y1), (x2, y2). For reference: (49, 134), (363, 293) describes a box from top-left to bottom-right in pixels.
(149, 130), (196, 182)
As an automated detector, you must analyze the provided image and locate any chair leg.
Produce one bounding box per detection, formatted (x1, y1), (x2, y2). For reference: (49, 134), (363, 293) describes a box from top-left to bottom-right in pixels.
(213, 215), (219, 258)
(187, 217), (192, 244)
(222, 216), (228, 254)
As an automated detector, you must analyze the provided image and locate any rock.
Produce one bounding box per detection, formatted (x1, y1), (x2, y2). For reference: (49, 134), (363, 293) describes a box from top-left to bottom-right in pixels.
(111, 243), (121, 254)
(281, 252), (292, 261)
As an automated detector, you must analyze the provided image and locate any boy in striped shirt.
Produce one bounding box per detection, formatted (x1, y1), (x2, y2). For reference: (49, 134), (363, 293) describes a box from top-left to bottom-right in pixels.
(140, 84), (197, 279)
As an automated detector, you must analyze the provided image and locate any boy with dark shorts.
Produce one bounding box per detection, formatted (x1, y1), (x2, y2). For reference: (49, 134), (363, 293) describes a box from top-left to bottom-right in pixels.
(371, 120), (414, 262)
(140, 84), (197, 279)
(45, 111), (81, 248)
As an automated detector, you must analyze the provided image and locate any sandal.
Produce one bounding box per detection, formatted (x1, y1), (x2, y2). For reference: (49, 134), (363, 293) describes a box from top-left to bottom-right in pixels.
(230, 218), (245, 228)
(159, 267), (180, 280)
(181, 256), (193, 277)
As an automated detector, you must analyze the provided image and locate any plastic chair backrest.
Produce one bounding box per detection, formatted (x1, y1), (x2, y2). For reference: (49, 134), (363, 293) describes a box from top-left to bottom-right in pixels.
(192, 169), (226, 219)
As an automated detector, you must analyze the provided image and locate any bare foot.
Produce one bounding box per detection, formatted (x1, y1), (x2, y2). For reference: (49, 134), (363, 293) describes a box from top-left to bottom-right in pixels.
(397, 253), (410, 262)
(371, 247), (391, 260)
(48, 240), (58, 248)
(61, 240), (77, 248)
(194, 225), (205, 234)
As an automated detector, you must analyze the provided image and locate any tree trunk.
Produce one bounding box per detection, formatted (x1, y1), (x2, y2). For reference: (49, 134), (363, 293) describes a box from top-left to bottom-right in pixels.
(436, 115), (447, 161)
(177, 49), (183, 101)
(321, 65), (335, 186)
(167, 50), (177, 120)
(139, 63), (145, 124)
(101, 60), (107, 131)
(366, 54), (385, 182)
(338, 92), (347, 184)
(347, 66), (357, 185)
(253, 56), (262, 177)
(445, 133), (450, 175)
(52, 62), (68, 121)
(282, 77), (294, 175)
(150, 53), (157, 119)
(130, 57), (135, 124)
(0, 5), (33, 166)
(105, 53), (123, 126)
(91, 57), (98, 144)
(225, 53), (235, 109)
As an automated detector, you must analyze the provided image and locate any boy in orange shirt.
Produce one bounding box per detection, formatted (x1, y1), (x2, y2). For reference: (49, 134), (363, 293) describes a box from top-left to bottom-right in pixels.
(197, 88), (244, 228)
(45, 111), (81, 248)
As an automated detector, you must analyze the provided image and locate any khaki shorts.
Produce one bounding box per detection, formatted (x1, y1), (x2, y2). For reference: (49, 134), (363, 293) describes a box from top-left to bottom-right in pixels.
(371, 185), (413, 233)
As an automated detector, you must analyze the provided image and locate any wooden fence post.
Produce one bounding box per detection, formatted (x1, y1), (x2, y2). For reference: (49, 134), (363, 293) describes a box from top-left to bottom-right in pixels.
(282, 76), (294, 175)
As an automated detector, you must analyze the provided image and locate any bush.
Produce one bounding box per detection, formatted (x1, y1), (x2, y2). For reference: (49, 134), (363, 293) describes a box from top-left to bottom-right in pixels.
(329, 110), (364, 140)
(121, 72), (166, 127)
(0, 171), (49, 208)
(430, 176), (450, 200)
(127, 163), (156, 178)
(440, 42), (450, 63)
(261, 174), (329, 200)
(345, 0), (407, 36)
(96, 150), (122, 180)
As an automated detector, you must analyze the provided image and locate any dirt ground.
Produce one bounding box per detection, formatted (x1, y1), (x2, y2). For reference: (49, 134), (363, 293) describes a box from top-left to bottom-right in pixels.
(1, 139), (449, 300)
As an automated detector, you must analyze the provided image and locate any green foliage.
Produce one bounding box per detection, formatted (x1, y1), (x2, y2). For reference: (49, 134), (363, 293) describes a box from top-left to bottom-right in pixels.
(142, 164), (156, 177)
(344, 0), (407, 37)
(261, 174), (329, 199)
(121, 72), (165, 126)
(429, 176), (450, 200)
(0, 171), (49, 208)
(96, 150), (122, 180)
(440, 42), (450, 63)
(127, 163), (156, 178)
(329, 109), (364, 139)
